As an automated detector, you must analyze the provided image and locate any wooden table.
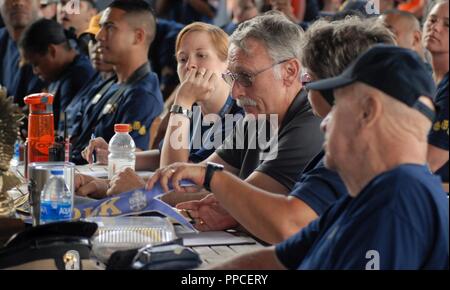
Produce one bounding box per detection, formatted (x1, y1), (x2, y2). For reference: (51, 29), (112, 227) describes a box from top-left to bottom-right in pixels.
(192, 243), (264, 268)
(7, 164), (266, 269)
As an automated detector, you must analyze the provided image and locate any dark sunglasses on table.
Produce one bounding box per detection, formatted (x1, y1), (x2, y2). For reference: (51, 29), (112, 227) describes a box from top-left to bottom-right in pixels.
(222, 59), (292, 88)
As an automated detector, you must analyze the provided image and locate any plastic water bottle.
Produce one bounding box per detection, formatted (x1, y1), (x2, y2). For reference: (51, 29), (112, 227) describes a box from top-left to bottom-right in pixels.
(40, 169), (73, 224)
(24, 93), (55, 163)
(108, 124), (136, 179)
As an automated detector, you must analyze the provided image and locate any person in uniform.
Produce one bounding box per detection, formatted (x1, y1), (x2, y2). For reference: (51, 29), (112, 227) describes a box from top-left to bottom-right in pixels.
(19, 18), (96, 134)
(69, 0), (164, 165)
(424, 0), (449, 185)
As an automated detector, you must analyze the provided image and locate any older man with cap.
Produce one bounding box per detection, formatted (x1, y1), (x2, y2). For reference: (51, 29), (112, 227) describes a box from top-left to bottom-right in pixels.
(208, 45), (449, 270)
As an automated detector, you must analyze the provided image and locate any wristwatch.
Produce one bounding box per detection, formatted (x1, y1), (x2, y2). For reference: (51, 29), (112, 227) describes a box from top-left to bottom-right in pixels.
(170, 104), (192, 119)
(203, 162), (224, 192)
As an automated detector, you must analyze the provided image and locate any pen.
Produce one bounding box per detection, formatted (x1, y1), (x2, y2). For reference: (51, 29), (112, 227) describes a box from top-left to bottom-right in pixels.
(64, 112), (70, 162)
(91, 133), (97, 164)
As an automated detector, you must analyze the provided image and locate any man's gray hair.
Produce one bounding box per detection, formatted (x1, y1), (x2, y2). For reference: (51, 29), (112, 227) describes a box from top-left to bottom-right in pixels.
(230, 11), (304, 63)
(300, 17), (396, 79)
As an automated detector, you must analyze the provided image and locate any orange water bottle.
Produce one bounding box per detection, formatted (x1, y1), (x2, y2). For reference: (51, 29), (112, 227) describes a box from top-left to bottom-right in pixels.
(24, 93), (55, 163)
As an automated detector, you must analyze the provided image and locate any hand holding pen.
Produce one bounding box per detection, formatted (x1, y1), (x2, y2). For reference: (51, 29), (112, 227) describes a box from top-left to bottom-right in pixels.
(81, 135), (109, 165)
(91, 133), (97, 164)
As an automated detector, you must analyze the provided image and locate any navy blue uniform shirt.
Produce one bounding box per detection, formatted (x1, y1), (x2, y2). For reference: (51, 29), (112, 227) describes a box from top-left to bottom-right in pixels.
(70, 76), (118, 160)
(290, 150), (347, 216)
(429, 72), (449, 183)
(276, 164), (449, 270)
(47, 54), (96, 133)
(0, 27), (45, 107)
(65, 71), (103, 136)
(71, 69), (163, 164)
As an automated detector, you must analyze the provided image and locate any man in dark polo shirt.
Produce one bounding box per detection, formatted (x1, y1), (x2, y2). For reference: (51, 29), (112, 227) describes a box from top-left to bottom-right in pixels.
(146, 12), (323, 231)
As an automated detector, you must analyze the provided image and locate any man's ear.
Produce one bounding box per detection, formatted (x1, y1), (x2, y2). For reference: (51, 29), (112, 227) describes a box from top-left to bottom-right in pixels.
(360, 94), (382, 129)
(283, 59), (300, 86)
(413, 30), (422, 48)
(48, 44), (57, 59)
(134, 28), (145, 45)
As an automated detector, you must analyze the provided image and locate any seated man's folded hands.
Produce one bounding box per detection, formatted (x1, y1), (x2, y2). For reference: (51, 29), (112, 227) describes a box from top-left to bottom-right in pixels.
(75, 173), (109, 199)
(107, 168), (146, 196)
(75, 168), (146, 199)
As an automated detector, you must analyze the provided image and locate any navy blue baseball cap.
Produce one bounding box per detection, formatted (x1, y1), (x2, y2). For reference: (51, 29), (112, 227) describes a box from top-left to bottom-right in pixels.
(306, 45), (437, 121)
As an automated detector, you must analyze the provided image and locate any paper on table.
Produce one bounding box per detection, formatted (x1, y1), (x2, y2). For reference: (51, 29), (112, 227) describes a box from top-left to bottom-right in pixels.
(80, 170), (154, 179)
(176, 226), (256, 247)
(74, 180), (197, 231)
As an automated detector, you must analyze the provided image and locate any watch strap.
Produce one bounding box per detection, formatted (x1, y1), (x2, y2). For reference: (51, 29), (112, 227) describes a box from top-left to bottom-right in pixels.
(203, 162), (224, 192)
(170, 104), (192, 119)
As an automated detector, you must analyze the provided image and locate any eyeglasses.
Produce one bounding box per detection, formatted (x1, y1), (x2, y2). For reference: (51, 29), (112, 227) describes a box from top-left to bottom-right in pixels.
(222, 59), (291, 88)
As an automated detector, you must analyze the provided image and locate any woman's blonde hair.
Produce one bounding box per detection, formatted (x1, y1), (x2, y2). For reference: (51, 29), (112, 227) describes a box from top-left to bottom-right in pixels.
(175, 22), (229, 62)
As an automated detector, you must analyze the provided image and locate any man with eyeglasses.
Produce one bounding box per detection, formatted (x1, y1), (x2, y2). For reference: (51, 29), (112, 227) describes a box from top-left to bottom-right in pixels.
(146, 12), (324, 234)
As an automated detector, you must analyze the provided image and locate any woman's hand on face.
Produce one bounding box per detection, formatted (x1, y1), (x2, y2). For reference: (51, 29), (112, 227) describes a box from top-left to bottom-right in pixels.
(175, 67), (218, 107)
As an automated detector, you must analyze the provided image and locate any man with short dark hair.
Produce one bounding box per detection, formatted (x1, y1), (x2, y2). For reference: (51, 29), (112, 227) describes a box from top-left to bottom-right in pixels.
(70, 0), (163, 164)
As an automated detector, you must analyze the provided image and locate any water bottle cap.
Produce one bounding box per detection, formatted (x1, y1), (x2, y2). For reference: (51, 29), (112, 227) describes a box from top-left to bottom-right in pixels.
(50, 169), (64, 175)
(24, 93), (54, 105)
(24, 93), (54, 113)
(114, 124), (131, 133)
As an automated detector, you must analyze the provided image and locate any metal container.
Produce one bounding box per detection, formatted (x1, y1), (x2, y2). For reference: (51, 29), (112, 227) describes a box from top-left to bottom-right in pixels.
(27, 162), (75, 226)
